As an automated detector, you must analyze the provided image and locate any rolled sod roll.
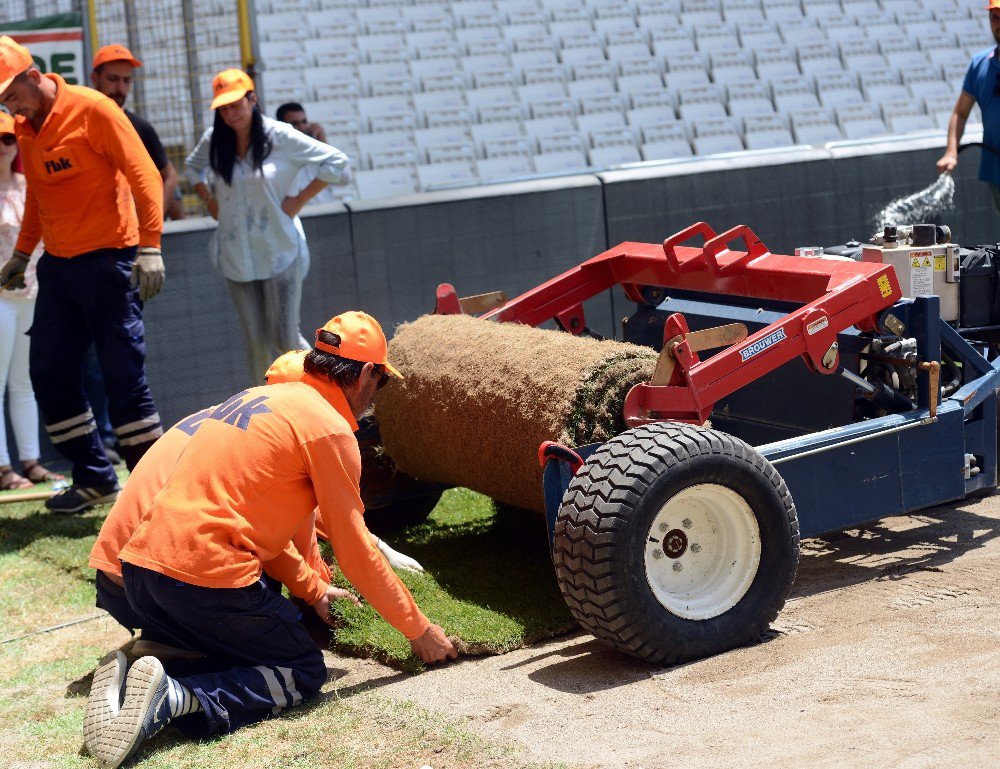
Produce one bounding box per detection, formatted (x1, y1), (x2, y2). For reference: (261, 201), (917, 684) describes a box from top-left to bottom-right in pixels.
(374, 314), (657, 512)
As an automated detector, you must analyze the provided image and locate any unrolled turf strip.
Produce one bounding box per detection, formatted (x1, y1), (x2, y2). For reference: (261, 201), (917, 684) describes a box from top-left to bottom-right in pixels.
(375, 314), (657, 512)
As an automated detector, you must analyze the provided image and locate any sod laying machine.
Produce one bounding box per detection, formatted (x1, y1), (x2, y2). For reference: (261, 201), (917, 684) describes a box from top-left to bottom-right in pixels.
(364, 221), (1000, 667)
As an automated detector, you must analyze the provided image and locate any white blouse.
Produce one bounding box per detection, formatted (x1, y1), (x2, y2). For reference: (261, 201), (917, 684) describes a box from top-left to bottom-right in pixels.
(0, 175), (42, 301)
(184, 116), (350, 282)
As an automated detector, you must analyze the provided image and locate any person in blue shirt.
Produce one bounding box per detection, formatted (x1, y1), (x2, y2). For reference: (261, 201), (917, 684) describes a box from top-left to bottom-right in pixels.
(937, 2), (1000, 210)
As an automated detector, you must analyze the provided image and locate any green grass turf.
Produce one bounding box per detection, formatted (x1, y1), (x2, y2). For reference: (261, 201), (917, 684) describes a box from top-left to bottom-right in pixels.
(329, 488), (575, 671)
(0, 488), (572, 768)
(0, 484), (574, 667)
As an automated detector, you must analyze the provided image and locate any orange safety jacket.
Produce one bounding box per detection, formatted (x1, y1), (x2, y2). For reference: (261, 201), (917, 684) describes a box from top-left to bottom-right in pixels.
(14, 73), (163, 257)
(89, 420), (331, 600)
(118, 372), (429, 640)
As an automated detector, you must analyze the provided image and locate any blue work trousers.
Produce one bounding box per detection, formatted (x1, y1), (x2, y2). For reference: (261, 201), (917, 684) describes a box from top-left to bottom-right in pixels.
(96, 570), (144, 633)
(121, 563), (328, 736)
(29, 248), (161, 487)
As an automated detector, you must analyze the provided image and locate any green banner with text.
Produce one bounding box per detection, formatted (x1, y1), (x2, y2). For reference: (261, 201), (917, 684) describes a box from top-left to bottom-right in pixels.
(1, 12), (84, 85)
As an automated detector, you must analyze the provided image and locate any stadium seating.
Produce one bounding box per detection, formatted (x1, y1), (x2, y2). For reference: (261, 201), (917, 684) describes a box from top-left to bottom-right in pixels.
(21, 0), (984, 202)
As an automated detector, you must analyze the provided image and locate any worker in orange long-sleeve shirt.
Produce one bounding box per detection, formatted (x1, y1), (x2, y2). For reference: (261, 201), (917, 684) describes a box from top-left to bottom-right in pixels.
(0, 36), (165, 514)
(85, 312), (457, 769)
(86, 348), (423, 645)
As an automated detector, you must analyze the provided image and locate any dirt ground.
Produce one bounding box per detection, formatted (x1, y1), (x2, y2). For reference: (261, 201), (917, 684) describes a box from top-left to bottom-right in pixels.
(330, 493), (1000, 769)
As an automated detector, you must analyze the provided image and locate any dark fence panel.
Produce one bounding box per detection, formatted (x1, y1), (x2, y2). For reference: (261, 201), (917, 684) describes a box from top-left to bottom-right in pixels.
(143, 223), (245, 429)
(143, 140), (997, 436)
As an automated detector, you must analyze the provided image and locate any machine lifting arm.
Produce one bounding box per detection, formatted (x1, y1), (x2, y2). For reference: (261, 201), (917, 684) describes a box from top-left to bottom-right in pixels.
(464, 222), (903, 425)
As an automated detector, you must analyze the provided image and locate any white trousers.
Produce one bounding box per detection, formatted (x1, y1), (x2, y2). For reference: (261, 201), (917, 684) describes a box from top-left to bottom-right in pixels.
(225, 257), (310, 387)
(0, 295), (39, 465)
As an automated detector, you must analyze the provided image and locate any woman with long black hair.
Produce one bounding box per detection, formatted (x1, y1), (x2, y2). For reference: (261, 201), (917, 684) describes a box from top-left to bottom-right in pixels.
(184, 69), (350, 384)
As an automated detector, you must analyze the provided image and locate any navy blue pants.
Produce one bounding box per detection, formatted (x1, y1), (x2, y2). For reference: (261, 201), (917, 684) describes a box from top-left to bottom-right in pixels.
(82, 348), (115, 446)
(29, 248), (162, 487)
(96, 570), (144, 633)
(121, 563), (328, 736)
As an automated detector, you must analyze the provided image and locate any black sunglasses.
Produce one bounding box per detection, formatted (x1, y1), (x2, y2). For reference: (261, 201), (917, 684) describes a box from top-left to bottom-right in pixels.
(374, 364), (391, 390)
(0, 134), (15, 146)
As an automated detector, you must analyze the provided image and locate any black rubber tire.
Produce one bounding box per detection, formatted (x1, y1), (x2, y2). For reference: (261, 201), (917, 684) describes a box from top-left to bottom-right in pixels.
(364, 490), (443, 537)
(552, 422), (800, 666)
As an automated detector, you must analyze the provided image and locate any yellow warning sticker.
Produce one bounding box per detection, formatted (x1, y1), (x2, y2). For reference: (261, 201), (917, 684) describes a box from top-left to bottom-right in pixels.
(877, 274), (893, 298)
(911, 258), (921, 268)
(922, 256), (932, 268)
(934, 256), (946, 271)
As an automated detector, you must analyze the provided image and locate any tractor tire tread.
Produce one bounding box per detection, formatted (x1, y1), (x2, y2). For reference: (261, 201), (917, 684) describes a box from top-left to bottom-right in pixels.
(552, 422), (799, 666)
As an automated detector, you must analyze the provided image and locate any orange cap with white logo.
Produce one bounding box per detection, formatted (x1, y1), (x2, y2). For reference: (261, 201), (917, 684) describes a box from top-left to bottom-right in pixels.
(315, 311), (402, 379)
(92, 43), (142, 70)
(0, 36), (32, 94)
(210, 68), (254, 110)
(0, 111), (14, 135)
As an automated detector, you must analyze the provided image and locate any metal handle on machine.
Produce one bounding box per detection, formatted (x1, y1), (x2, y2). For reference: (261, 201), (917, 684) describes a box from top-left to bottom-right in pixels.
(538, 441), (584, 473)
(662, 221), (718, 272)
(702, 225), (770, 276)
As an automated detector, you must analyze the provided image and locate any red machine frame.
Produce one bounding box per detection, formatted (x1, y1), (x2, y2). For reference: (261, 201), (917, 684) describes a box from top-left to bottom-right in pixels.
(435, 222), (902, 426)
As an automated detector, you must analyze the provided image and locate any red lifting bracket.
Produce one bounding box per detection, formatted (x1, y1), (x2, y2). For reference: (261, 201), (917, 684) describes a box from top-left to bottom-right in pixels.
(660, 222), (769, 276)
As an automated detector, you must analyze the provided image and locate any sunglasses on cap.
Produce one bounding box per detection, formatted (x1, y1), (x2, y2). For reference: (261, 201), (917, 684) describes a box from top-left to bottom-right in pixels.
(373, 364), (391, 390)
(0, 134), (15, 146)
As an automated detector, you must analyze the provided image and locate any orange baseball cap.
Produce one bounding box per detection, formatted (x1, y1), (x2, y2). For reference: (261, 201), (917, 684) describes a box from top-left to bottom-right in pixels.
(315, 311), (402, 379)
(265, 350), (306, 384)
(210, 68), (254, 110)
(0, 36), (32, 94)
(990, 1), (1000, 8)
(0, 111), (14, 135)
(92, 43), (142, 70)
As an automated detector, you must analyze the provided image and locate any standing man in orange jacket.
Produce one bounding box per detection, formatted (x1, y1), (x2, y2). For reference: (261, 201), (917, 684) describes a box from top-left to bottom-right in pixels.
(86, 312), (457, 769)
(0, 36), (165, 513)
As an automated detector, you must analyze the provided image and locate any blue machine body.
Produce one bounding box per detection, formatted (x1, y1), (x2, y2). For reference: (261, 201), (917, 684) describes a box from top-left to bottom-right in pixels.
(543, 294), (1000, 542)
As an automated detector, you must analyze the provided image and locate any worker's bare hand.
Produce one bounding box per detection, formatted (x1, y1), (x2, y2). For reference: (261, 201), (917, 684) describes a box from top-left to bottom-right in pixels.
(281, 194), (305, 218)
(206, 198), (219, 220)
(409, 624), (458, 664)
(936, 153), (958, 174)
(311, 584), (360, 627)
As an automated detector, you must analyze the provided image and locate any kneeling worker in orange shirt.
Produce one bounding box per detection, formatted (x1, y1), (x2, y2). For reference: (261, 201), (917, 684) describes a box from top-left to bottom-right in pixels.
(85, 312), (457, 768)
(86, 348), (422, 648)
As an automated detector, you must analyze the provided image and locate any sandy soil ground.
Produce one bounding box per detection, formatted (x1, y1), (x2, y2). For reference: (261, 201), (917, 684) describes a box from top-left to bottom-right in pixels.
(331, 493), (1000, 769)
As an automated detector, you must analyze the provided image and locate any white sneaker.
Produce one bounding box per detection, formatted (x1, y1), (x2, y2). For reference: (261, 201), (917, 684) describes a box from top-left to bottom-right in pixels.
(83, 651), (127, 758)
(93, 656), (172, 769)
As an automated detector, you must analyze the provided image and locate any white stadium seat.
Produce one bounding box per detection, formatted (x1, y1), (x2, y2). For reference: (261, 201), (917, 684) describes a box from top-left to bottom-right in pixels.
(356, 168), (418, 199)
(478, 155), (535, 181)
(627, 106), (679, 129)
(693, 133), (744, 154)
(417, 161), (479, 190)
(641, 120), (688, 144)
(243, 0), (982, 200)
(886, 113), (937, 135)
(533, 150), (590, 173)
(641, 139), (694, 160)
(841, 118), (889, 140)
(589, 144), (642, 166)
(744, 127), (795, 150)
(793, 121), (843, 145)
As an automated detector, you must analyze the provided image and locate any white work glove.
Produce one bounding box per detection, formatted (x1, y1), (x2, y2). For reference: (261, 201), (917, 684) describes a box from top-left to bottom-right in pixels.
(374, 536), (425, 573)
(130, 246), (165, 301)
(0, 250), (30, 290)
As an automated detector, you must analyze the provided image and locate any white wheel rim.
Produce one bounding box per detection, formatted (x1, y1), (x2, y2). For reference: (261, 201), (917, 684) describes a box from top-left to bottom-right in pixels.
(643, 483), (761, 621)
